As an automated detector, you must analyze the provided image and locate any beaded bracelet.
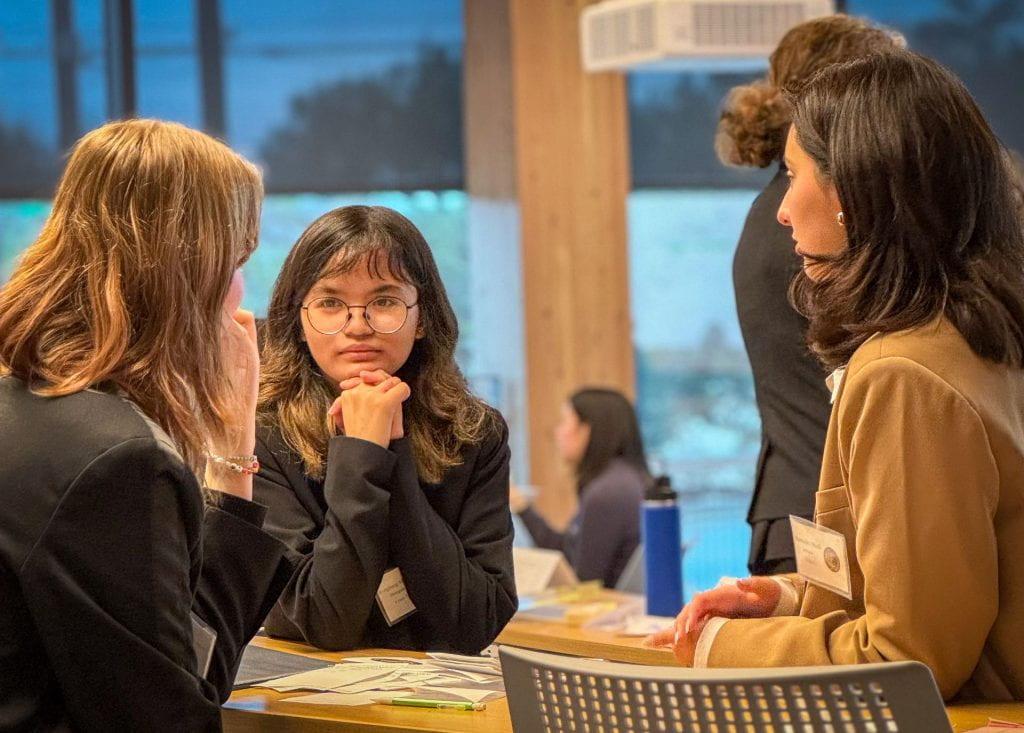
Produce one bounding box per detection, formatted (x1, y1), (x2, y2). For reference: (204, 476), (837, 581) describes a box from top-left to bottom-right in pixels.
(207, 453), (260, 475)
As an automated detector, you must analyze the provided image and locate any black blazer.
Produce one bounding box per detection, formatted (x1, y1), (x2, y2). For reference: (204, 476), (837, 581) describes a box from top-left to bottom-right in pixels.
(254, 414), (517, 654)
(0, 376), (297, 732)
(733, 165), (832, 525)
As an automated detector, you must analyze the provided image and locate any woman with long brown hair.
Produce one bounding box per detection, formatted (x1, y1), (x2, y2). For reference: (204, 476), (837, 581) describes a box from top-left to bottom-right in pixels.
(650, 49), (1024, 702)
(718, 14), (903, 577)
(0, 119), (295, 729)
(255, 205), (516, 652)
(511, 387), (650, 588)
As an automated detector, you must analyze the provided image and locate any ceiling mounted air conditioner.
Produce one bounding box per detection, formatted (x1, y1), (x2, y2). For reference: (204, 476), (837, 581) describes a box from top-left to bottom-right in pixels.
(581, 0), (836, 72)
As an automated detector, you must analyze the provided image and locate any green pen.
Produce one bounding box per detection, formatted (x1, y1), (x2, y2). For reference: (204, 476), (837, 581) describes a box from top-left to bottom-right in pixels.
(374, 696), (486, 711)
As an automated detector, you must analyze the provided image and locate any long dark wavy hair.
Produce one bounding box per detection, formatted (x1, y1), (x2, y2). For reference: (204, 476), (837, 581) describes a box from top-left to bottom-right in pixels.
(787, 49), (1024, 370)
(258, 205), (495, 482)
(569, 388), (650, 493)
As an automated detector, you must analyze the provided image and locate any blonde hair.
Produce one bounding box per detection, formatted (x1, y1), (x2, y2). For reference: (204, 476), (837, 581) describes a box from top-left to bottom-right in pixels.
(0, 119), (263, 473)
(715, 15), (904, 168)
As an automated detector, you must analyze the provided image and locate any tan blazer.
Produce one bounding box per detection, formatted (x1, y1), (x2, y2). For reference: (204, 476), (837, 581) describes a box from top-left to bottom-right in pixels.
(705, 318), (1024, 701)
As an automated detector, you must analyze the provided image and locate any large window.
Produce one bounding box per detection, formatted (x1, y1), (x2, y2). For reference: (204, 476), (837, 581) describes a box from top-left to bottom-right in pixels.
(5, 1), (1022, 602)
(0, 0), (523, 497)
(628, 0), (1024, 597)
(0, 3), (58, 198)
(628, 68), (771, 596)
(0, 0), (467, 318)
(628, 187), (762, 596)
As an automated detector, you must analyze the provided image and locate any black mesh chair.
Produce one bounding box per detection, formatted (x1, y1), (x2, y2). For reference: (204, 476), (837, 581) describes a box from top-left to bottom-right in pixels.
(500, 646), (951, 733)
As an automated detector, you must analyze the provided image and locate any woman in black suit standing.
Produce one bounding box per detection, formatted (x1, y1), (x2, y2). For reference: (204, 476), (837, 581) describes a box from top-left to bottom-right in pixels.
(717, 15), (902, 574)
(0, 119), (295, 731)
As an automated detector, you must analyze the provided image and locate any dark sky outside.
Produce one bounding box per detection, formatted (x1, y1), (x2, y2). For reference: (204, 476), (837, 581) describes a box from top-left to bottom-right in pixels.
(0, 0), (461, 157)
(0, 0), (1021, 190)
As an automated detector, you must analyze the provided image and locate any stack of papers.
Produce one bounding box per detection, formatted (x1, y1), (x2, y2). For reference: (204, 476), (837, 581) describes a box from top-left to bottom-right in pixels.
(233, 644), (333, 688)
(516, 581), (644, 627)
(618, 615), (678, 637)
(256, 653), (505, 707)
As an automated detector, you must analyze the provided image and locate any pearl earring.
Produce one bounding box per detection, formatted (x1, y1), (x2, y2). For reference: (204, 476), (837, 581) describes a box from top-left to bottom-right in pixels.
(836, 211), (846, 226)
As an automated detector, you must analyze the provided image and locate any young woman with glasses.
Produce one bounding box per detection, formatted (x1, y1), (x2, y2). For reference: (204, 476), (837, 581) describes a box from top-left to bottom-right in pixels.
(254, 205), (516, 652)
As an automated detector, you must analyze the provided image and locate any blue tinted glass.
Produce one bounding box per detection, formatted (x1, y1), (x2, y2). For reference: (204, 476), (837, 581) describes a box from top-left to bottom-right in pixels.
(221, 0), (463, 191)
(74, 1), (107, 135)
(135, 0), (200, 126)
(0, 190), (470, 353)
(629, 190), (760, 596)
(0, 0), (464, 196)
(0, 199), (49, 280)
(0, 2), (57, 196)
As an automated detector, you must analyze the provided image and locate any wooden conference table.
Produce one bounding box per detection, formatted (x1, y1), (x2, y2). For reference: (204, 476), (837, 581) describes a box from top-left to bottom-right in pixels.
(224, 592), (1024, 732)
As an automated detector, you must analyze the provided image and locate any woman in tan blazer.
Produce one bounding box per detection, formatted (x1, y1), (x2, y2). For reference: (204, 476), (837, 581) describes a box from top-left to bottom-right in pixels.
(648, 49), (1024, 702)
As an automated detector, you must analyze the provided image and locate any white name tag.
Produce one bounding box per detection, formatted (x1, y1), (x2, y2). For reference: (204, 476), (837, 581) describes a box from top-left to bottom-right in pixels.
(826, 367), (847, 405)
(789, 515), (853, 600)
(375, 567), (417, 626)
(190, 612), (217, 678)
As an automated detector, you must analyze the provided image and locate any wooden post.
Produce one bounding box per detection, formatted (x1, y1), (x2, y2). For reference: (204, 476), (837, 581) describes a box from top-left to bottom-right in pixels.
(464, 0), (635, 527)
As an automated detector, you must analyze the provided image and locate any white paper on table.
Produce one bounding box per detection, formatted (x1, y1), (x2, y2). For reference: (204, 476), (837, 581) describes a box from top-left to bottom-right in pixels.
(257, 664), (394, 692)
(335, 678), (415, 694)
(259, 655), (506, 697)
(414, 674), (468, 687)
(618, 615), (678, 637)
(284, 691), (380, 706)
(427, 652), (501, 671)
(513, 547), (578, 596)
(449, 677), (506, 692)
(427, 663), (500, 679)
(426, 666), (498, 683)
(417, 672), (504, 691)
(341, 666), (407, 687)
(343, 656), (434, 667)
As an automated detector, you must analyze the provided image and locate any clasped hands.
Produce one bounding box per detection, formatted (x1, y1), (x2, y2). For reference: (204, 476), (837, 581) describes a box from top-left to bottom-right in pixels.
(643, 576), (781, 665)
(328, 369), (410, 448)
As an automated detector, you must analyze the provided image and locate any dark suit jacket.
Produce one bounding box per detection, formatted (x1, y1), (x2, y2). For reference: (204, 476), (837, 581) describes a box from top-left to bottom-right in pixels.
(732, 165), (832, 557)
(0, 376), (296, 732)
(254, 414), (517, 654)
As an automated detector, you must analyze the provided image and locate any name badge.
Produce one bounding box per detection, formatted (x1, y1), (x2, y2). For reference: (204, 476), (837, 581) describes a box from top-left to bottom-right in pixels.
(190, 612), (218, 678)
(789, 515), (853, 600)
(826, 366), (847, 404)
(375, 567), (417, 626)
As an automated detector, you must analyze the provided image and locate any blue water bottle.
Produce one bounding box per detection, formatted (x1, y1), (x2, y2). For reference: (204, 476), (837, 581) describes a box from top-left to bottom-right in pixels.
(642, 475), (683, 616)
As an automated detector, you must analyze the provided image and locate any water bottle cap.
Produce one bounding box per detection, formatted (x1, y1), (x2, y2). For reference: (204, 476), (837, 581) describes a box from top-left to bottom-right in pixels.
(645, 474), (676, 501)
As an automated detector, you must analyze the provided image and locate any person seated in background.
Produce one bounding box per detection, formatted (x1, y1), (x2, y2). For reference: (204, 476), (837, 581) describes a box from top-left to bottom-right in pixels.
(0, 119), (296, 730)
(511, 388), (651, 588)
(647, 50), (1024, 702)
(717, 14), (903, 577)
(254, 205), (517, 653)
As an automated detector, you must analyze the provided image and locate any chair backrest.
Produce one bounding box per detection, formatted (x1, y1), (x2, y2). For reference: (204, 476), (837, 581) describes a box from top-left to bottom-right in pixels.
(614, 544), (645, 594)
(500, 646), (952, 733)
